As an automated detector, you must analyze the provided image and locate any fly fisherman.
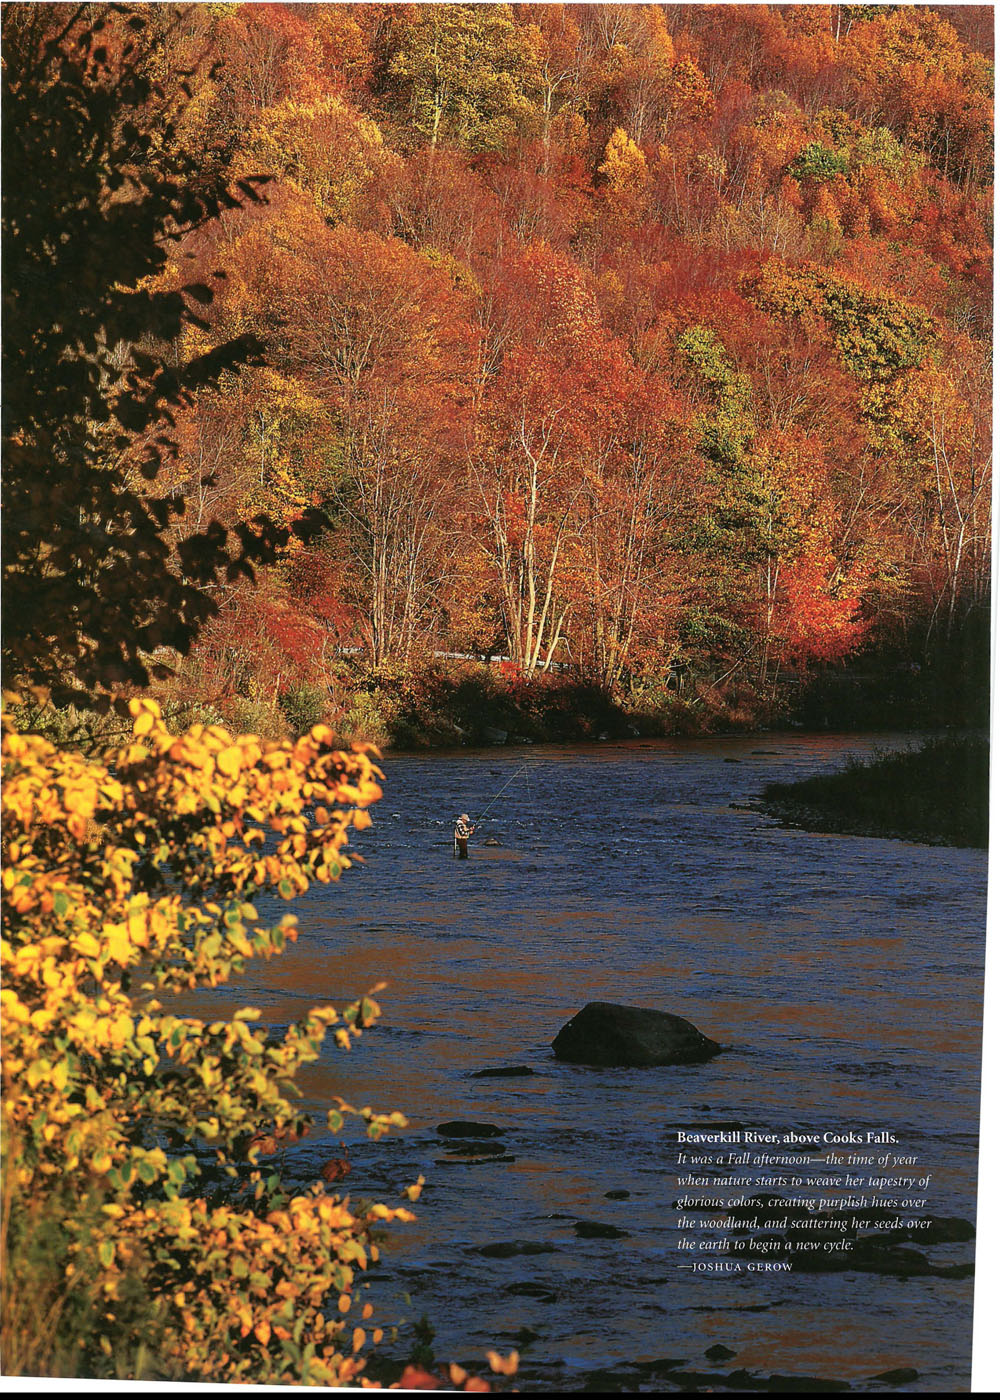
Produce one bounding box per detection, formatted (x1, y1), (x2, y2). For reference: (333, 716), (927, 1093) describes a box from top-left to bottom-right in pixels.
(454, 813), (475, 859)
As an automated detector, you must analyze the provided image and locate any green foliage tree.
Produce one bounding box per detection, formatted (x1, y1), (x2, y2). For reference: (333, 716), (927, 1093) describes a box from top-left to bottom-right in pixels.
(676, 325), (754, 467)
(789, 140), (851, 183)
(750, 264), (935, 383)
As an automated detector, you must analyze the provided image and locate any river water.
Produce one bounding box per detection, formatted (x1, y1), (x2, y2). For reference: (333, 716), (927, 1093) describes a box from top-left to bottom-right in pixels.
(189, 733), (987, 1391)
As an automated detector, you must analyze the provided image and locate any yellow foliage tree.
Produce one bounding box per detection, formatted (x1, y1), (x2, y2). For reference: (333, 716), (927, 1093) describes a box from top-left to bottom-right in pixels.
(238, 94), (398, 222)
(1, 699), (418, 1383)
(598, 126), (652, 225)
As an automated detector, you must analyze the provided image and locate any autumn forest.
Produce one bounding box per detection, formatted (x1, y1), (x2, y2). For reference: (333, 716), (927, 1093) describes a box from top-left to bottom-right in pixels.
(4, 2), (994, 743)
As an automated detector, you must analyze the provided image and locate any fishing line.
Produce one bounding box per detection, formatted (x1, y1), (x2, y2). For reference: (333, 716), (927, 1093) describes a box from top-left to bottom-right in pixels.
(523, 756), (539, 819)
(475, 761), (530, 825)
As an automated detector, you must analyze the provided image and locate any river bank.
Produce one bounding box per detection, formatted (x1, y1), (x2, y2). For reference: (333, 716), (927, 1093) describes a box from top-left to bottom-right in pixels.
(26, 650), (984, 759)
(328, 657), (988, 752)
(170, 649), (989, 755)
(753, 734), (989, 849)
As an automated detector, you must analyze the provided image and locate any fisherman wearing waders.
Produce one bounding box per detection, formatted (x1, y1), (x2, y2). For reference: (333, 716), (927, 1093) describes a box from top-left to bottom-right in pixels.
(454, 813), (475, 859)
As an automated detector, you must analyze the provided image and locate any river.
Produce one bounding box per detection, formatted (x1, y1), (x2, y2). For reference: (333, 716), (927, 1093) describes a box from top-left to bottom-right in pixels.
(186, 733), (987, 1391)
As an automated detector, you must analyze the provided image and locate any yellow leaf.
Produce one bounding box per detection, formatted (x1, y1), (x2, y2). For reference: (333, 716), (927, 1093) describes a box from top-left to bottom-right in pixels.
(73, 931), (101, 959)
(487, 1349), (519, 1377)
(109, 1012), (133, 1048)
(217, 746), (243, 778)
(105, 924), (131, 966)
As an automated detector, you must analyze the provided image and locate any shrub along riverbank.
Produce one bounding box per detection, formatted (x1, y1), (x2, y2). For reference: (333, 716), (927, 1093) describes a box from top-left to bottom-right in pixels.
(151, 656), (752, 752)
(20, 648), (989, 760)
(149, 643), (991, 756)
(756, 735), (989, 848)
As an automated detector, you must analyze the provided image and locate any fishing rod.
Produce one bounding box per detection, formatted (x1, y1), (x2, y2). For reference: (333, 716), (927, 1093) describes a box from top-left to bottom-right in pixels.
(475, 761), (531, 825)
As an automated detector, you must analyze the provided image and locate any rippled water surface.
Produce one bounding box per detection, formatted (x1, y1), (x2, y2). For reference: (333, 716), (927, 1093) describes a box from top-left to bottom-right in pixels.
(192, 734), (987, 1390)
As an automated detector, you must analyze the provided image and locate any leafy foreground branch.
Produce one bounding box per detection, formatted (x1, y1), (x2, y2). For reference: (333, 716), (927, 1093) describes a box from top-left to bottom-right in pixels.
(1, 700), (511, 1386)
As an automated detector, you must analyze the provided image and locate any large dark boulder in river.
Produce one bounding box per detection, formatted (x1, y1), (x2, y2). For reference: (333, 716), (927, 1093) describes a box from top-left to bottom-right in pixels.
(552, 1002), (722, 1067)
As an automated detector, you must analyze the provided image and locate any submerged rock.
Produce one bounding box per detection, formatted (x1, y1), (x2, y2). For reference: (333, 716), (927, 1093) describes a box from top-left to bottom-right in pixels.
(436, 1154), (517, 1167)
(506, 1281), (559, 1302)
(436, 1120), (504, 1138)
(728, 1372), (850, 1393)
(477, 1240), (558, 1258)
(573, 1219), (630, 1240)
(441, 1139), (508, 1156)
(552, 1002), (723, 1067)
(791, 1235), (958, 1278)
(894, 1215), (974, 1245)
(471, 1065), (535, 1078)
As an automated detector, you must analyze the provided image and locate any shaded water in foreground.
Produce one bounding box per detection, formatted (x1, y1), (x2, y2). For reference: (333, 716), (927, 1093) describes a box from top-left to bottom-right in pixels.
(189, 734), (986, 1390)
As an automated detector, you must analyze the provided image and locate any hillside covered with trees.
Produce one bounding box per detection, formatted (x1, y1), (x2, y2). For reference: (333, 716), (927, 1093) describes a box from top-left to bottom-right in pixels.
(4, 2), (992, 745)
